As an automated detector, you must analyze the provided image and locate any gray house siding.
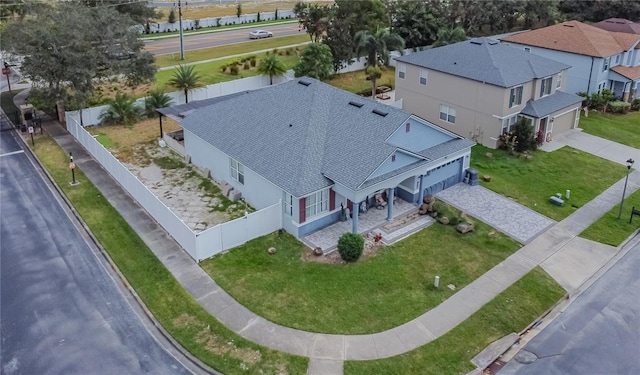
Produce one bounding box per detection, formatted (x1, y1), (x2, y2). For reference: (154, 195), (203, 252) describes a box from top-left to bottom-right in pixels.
(505, 42), (607, 95)
(184, 129), (283, 210)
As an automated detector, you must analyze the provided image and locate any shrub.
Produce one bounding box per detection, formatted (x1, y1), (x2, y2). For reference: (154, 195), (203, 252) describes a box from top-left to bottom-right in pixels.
(632, 99), (640, 111)
(220, 64), (227, 73)
(337, 233), (364, 262)
(512, 117), (536, 152)
(250, 56), (257, 67)
(243, 62), (250, 70)
(607, 101), (631, 114)
(229, 65), (239, 75)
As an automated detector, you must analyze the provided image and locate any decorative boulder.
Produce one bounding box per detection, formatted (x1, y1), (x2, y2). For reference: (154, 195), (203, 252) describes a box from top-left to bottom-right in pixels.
(483, 175), (491, 182)
(456, 223), (474, 234)
(268, 247), (277, 255)
(418, 203), (429, 215)
(438, 216), (449, 225)
(313, 247), (323, 256)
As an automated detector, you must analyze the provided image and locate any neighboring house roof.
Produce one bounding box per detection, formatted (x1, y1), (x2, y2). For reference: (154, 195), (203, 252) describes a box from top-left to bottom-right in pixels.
(180, 78), (469, 197)
(395, 37), (570, 88)
(592, 18), (640, 35)
(502, 21), (640, 57)
(611, 65), (640, 80)
(520, 91), (584, 118)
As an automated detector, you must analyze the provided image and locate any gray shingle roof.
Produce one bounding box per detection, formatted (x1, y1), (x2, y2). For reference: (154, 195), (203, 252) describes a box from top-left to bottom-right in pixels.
(520, 91), (584, 118)
(395, 37), (571, 88)
(180, 78), (467, 197)
(156, 91), (251, 121)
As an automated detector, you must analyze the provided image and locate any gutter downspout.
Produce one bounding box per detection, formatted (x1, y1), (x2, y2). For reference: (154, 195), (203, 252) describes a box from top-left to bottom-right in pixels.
(586, 56), (594, 94)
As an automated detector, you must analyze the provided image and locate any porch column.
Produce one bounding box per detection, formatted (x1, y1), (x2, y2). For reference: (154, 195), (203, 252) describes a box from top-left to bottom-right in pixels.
(387, 188), (395, 221)
(352, 201), (359, 233)
(417, 175), (425, 206)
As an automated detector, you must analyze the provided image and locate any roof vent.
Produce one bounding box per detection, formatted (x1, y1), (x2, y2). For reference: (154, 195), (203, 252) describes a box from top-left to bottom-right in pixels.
(298, 80), (311, 86)
(372, 109), (388, 117)
(349, 101), (364, 108)
(563, 23), (574, 27)
(470, 39), (483, 45)
(487, 39), (498, 45)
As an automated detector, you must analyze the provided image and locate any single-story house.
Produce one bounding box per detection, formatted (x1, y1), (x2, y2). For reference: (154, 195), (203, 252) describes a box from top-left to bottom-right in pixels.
(177, 78), (474, 238)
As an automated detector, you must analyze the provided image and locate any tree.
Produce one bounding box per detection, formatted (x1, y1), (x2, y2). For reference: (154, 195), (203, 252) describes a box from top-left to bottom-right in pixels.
(82, 0), (159, 24)
(236, 3), (242, 18)
(168, 9), (176, 24)
(99, 93), (142, 127)
(257, 53), (287, 85)
(2, 2), (156, 111)
(558, 0), (640, 22)
(145, 90), (174, 118)
(523, 0), (560, 29)
(354, 28), (405, 97)
(512, 117), (536, 153)
(294, 43), (334, 80)
(293, 2), (331, 42)
(391, 0), (440, 49)
(168, 65), (202, 103)
(323, 16), (356, 71)
(433, 26), (467, 47)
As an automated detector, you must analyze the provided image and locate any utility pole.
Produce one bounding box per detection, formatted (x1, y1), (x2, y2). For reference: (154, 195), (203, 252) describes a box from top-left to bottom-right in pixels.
(178, 0), (185, 60)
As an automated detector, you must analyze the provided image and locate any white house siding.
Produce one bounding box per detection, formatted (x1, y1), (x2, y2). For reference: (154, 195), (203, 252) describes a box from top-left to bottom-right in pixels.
(504, 42), (606, 95)
(183, 129), (283, 210)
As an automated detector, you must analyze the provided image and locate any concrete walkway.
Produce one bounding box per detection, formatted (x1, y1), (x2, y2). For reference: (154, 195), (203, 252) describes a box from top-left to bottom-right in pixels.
(16, 88), (640, 374)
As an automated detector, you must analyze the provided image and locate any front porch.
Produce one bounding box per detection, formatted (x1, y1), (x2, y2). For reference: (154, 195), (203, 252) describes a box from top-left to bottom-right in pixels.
(302, 198), (435, 253)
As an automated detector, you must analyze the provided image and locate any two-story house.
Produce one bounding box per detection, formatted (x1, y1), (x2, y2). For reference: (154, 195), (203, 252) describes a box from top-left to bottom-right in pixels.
(394, 37), (584, 149)
(501, 21), (640, 102)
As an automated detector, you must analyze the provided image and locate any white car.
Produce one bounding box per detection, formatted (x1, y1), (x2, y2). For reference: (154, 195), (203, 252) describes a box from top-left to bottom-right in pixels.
(249, 30), (273, 39)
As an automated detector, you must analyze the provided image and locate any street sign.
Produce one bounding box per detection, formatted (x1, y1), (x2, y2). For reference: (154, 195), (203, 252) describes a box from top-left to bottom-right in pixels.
(2, 67), (9, 75)
(69, 161), (76, 169)
(28, 126), (34, 134)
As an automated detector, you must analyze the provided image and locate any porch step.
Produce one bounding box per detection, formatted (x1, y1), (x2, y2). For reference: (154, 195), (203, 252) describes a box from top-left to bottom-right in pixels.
(378, 215), (435, 244)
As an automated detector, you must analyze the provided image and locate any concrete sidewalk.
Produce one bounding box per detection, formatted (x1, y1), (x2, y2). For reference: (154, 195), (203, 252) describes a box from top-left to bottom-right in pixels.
(17, 87), (640, 374)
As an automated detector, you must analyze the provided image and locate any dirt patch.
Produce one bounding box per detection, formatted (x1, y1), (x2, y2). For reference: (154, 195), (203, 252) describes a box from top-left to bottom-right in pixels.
(301, 233), (385, 264)
(196, 328), (262, 364)
(173, 313), (199, 328)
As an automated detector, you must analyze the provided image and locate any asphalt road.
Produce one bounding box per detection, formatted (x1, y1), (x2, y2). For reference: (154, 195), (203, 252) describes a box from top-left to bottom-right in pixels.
(0, 127), (191, 374)
(143, 22), (302, 55)
(499, 240), (640, 375)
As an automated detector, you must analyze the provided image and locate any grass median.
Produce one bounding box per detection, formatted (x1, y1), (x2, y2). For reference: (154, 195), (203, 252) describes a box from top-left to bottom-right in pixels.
(344, 267), (565, 375)
(23, 135), (307, 373)
(580, 187), (640, 246)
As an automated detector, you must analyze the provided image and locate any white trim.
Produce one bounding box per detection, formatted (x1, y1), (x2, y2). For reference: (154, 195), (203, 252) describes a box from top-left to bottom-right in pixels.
(553, 106), (581, 119)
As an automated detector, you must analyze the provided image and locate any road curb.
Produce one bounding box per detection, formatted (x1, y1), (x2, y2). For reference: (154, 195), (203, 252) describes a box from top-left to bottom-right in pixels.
(5, 109), (218, 375)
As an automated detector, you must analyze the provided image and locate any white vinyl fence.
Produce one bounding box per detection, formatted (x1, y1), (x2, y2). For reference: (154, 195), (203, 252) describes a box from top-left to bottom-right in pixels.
(147, 10), (296, 33)
(66, 71), (294, 126)
(66, 117), (283, 261)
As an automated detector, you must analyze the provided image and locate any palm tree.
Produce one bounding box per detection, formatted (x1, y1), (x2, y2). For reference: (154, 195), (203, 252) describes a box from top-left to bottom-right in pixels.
(257, 52), (287, 85)
(168, 65), (202, 103)
(99, 93), (142, 127)
(144, 90), (174, 118)
(354, 28), (405, 98)
(433, 26), (467, 47)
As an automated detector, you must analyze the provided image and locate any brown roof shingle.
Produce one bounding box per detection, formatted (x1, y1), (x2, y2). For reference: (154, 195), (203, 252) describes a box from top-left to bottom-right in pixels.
(611, 65), (640, 80)
(592, 18), (640, 35)
(502, 21), (640, 58)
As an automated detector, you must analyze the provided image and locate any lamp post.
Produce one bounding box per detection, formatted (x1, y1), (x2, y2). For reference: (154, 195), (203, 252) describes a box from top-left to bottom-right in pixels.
(69, 152), (78, 186)
(617, 158), (634, 219)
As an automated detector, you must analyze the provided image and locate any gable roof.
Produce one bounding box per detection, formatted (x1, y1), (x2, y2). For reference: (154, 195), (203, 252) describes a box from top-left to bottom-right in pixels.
(592, 18), (640, 35)
(502, 21), (640, 57)
(180, 78), (469, 197)
(611, 65), (640, 80)
(395, 37), (570, 88)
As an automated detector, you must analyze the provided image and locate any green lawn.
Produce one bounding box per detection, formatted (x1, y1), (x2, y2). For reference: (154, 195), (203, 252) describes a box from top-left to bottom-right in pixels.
(155, 48), (302, 90)
(471, 145), (628, 221)
(325, 66), (396, 95)
(580, 187), (640, 246)
(154, 34), (309, 67)
(27, 135), (307, 374)
(201, 216), (521, 335)
(579, 111), (640, 148)
(344, 267), (565, 375)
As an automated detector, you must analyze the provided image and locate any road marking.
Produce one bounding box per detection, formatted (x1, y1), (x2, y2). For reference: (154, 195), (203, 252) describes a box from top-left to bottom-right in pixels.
(0, 150), (25, 158)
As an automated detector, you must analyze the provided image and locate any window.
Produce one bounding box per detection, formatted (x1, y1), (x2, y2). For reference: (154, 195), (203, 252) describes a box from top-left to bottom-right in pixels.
(391, 154), (396, 162)
(419, 69), (428, 85)
(603, 57), (610, 71)
(397, 63), (406, 79)
(405, 123), (410, 132)
(284, 192), (293, 216)
(597, 81), (606, 93)
(509, 86), (523, 108)
(230, 158), (244, 185)
(501, 114), (520, 134)
(305, 189), (329, 218)
(524, 47), (531, 53)
(556, 72), (562, 89)
(439, 104), (456, 123)
(616, 54), (621, 64)
(539, 77), (552, 97)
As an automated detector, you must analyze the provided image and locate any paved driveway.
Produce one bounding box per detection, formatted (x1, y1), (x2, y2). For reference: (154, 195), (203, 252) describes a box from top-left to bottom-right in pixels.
(436, 183), (555, 244)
